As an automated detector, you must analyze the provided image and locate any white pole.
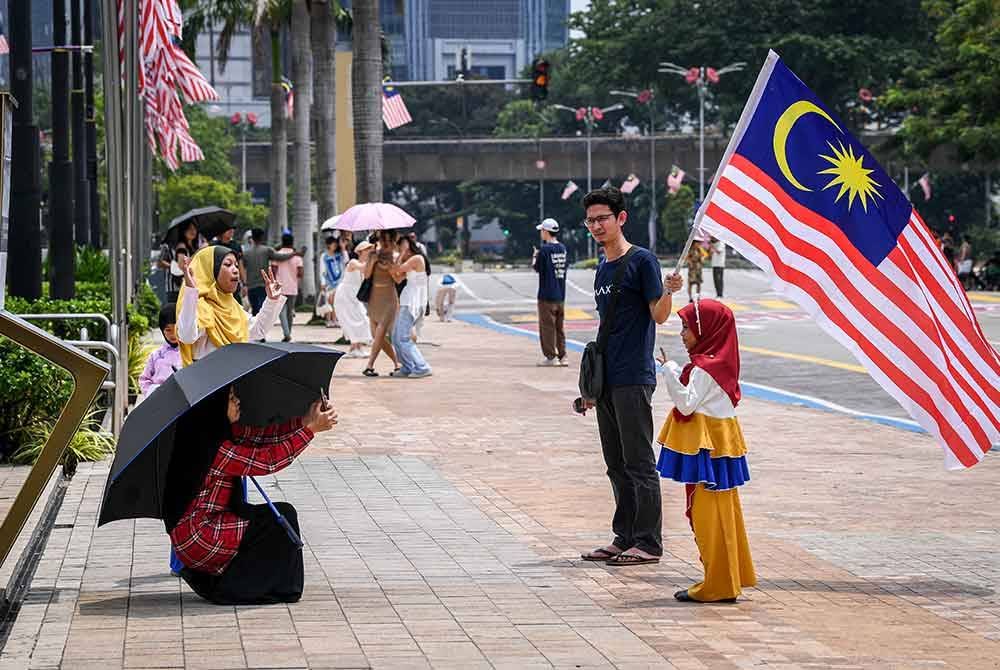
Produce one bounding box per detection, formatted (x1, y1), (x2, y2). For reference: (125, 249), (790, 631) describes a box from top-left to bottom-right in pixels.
(587, 114), (593, 258)
(241, 127), (247, 192)
(698, 72), (705, 203)
(648, 100), (657, 252)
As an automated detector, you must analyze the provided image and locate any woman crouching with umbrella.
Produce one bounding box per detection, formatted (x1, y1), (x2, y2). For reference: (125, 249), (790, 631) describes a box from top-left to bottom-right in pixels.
(165, 386), (337, 605)
(177, 245), (285, 361)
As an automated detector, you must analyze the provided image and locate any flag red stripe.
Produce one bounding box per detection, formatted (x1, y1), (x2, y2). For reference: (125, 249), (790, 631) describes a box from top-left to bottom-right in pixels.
(728, 155), (1000, 394)
(714, 177), (992, 451)
(706, 200), (979, 466)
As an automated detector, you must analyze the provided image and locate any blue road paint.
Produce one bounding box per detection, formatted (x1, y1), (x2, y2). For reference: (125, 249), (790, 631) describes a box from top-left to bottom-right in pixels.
(455, 312), (927, 436)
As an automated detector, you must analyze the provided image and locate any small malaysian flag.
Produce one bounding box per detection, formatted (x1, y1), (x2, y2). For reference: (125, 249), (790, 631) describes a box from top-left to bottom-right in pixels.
(620, 173), (640, 194)
(382, 84), (412, 130)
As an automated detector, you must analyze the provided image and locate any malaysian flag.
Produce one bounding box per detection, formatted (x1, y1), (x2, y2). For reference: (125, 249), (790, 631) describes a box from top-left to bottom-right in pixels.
(382, 84), (412, 130)
(620, 174), (640, 194)
(0, 16), (9, 55)
(697, 51), (999, 469)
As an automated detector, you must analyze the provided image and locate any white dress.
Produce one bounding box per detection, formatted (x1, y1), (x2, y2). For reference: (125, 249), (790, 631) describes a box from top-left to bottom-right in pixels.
(333, 264), (372, 344)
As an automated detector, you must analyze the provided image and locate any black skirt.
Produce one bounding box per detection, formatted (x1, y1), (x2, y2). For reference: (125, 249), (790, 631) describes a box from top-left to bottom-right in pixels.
(180, 501), (304, 606)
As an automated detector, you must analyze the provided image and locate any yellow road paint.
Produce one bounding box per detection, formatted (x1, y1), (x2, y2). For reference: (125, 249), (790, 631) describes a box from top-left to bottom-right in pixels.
(564, 308), (594, 321)
(740, 345), (868, 374)
(968, 292), (1000, 304)
(756, 299), (798, 310)
(509, 314), (537, 323)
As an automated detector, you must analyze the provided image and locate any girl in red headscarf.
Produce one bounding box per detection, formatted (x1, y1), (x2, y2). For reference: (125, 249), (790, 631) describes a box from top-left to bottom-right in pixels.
(655, 299), (756, 603)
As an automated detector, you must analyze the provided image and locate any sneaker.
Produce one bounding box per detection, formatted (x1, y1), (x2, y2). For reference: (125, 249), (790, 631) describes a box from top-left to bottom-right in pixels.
(408, 369), (433, 379)
(558, 358), (569, 367)
(282, 335), (292, 343)
(389, 369), (410, 378)
(537, 357), (557, 367)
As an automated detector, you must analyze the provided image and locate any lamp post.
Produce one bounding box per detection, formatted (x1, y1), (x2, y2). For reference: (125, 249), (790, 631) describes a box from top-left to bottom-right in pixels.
(659, 62), (745, 201)
(230, 112), (258, 193)
(553, 103), (625, 257)
(611, 88), (657, 251)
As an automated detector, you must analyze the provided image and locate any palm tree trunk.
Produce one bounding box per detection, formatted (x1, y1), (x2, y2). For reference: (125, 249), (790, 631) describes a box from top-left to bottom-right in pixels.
(352, 0), (383, 203)
(291, 0), (314, 297)
(312, 1), (336, 226)
(268, 26), (288, 240)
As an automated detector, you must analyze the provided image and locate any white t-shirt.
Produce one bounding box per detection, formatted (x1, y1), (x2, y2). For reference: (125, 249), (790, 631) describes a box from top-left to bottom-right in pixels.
(711, 241), (727, 268)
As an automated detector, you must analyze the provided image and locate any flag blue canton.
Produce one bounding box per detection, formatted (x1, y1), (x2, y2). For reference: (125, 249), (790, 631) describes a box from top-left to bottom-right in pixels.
(734, 60), (911, 266)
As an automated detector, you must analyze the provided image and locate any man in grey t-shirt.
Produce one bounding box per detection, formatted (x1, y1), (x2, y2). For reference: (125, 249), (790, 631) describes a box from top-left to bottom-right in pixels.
(243, 229), (296, 316)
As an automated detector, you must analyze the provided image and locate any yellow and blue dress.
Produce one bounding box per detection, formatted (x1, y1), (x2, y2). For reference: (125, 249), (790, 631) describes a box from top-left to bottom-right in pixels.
(657, 361), (756, 602)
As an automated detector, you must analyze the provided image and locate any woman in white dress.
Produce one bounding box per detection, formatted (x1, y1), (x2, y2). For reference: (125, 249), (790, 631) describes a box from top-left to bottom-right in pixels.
(334, 240), (374, 358)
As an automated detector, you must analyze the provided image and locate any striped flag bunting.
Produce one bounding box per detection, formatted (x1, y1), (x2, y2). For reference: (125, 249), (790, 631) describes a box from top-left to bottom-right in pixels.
(695, 50), (999, 469)
(120, 0), (218, 171)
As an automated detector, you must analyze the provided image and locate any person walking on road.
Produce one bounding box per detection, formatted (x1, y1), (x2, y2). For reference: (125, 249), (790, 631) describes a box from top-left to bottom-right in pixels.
(710, 237), (726, 298)
(533, 218), (569, 367)
(577, 187), (683, 567)
(243, 229), (296, 318)
(655, 299), (756, 602)
(272, 233), (304, 342)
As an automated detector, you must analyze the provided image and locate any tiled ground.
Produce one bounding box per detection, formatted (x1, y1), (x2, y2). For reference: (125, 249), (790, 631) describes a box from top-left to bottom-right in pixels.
(1, 317), (998, 669)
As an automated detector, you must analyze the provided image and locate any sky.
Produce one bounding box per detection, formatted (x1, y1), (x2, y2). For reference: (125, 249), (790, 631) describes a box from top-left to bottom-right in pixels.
(569, 0), (590, 38)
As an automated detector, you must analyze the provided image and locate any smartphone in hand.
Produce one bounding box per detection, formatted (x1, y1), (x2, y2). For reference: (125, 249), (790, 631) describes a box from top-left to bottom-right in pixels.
(320, 387), (330, 411)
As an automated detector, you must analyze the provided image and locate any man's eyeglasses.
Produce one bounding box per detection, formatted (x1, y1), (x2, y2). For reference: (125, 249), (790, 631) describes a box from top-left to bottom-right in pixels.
(582, 213), (616, 228)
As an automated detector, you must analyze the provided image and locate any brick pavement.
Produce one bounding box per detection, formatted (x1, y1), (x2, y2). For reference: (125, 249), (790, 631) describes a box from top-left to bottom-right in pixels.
(1, 317), (998, 669)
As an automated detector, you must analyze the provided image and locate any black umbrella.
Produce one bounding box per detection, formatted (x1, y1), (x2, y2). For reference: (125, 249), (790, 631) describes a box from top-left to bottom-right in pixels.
(98, 342), (342, 529)
(163, 206), (236, 245)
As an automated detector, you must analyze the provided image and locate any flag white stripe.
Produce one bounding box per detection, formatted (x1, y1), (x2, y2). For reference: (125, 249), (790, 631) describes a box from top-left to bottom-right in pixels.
(724, 166), (1000, 416)
(712, 176), (991, 453)
(701, 212), (966, 471)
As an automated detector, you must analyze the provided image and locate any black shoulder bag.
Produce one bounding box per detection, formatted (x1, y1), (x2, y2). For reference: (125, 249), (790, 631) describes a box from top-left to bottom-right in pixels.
(578, 246), (637, 402)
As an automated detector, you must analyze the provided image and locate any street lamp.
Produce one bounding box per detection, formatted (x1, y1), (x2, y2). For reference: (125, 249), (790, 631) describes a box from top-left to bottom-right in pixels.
(659, 62), (745, 201)
(611, 88), (657, 251)
(230, 111), (258, 193)
(552, 102), (625, 257)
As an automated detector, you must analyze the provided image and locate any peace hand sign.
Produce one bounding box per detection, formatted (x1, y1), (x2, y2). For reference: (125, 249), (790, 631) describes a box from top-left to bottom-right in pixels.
(181, 256), (197, 289)
(261, 268), (283, 300)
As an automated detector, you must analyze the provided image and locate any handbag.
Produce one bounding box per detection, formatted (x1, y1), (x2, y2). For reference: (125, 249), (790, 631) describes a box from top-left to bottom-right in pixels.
(578, 247), (637, 402)
(356, 277), (373, 303)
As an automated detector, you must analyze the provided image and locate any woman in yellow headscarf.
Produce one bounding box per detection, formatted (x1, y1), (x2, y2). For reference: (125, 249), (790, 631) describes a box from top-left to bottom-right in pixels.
(176, 245), (285, 366)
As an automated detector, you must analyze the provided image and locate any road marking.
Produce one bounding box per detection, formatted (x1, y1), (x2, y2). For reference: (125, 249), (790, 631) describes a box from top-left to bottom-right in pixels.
(456, 312), (924, 435)
(451, 277), (490, 304)
(741, 345), (868, 373)
(567, 279), (594, 298)
(756, 299), (798, 310)
(509, 308), (594, 323)
(968, 292), (1000, 303)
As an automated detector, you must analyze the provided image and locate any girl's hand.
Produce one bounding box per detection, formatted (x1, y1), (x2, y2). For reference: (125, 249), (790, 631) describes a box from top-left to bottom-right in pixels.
(261, 268), (283, 299)
(181, 256), (197, 289)
(304, 400), (338, 434)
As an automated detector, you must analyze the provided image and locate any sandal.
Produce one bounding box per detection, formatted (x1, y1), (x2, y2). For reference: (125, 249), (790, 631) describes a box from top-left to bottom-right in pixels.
(605, 552), (660, 567)
(362, 368), (379, 377)
(580, 546), (622, 562)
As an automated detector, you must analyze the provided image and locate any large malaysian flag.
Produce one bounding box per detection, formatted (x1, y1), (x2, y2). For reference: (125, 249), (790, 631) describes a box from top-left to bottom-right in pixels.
(695, 51), (999, 469)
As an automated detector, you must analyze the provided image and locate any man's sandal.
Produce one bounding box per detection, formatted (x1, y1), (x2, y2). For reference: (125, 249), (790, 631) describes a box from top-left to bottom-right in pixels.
(605, 552), (660, 566)
(580, 546), (621, 561)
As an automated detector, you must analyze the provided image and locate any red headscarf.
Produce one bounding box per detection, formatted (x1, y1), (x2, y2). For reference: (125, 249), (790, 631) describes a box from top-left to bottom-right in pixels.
(674, 299), (741, 418)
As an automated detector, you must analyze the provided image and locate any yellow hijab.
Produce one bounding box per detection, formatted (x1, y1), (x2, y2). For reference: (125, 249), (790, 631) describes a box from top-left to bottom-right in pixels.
(177, 245), (249, 367)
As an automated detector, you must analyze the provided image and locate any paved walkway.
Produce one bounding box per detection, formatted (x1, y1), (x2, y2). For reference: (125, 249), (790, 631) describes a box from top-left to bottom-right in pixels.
(1, 316), (999, 669)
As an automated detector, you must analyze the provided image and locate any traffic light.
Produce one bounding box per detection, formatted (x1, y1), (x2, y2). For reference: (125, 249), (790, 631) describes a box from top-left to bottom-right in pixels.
(531, 59), (550, 101)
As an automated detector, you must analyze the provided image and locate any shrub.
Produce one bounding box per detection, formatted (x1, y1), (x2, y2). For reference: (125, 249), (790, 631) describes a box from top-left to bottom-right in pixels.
(135, 280), (161, 325)
(75, 246), (111, 282)
(434, 251), (462, 266)
(10, 407), (115, 466)
(574, 258), (600, 270)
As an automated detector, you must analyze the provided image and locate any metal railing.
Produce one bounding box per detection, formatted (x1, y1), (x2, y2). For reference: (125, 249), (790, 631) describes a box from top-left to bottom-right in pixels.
(16, 313), (124, 437)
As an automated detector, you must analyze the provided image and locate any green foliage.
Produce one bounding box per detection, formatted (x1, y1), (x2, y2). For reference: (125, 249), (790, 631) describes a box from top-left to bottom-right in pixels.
(386, 77), (517, 138)
(494, 101), (556, 138)
(888, 0), (1000, 164)
(157, 174), (268, 231)
(10, 407), (115, 466)
(434, 251), (462, 266)
(660, 185), (697, 251)
(135, 281), (162, 327)
(167, 105), (239, 182)
(0, 336), (74, 461)
(75, 246), (111, 283)
(574, 257), (600, 269)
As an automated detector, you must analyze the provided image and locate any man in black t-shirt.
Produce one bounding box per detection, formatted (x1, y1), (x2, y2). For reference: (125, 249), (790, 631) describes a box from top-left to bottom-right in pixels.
(532, 218), (568, 366)
(579, 187), (683, 567)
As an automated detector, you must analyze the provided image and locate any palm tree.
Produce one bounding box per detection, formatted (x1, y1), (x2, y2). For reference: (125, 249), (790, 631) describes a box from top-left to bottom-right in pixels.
(289, 0), (314, 296)
(312, 1), (339, 228)
(351, 0), (383, 203)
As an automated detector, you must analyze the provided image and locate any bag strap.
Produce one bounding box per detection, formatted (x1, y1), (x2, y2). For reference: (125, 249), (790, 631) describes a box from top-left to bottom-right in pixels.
(596, 246), (638, 353)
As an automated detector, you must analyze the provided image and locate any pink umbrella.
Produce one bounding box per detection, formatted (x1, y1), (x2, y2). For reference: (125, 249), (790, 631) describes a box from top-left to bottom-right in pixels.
(334, 202), (416, 232)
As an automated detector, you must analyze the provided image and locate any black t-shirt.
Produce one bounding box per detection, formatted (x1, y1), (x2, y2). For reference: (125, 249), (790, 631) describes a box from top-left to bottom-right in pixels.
(535, 242), (567, 302)
(594, 246), (663, 387)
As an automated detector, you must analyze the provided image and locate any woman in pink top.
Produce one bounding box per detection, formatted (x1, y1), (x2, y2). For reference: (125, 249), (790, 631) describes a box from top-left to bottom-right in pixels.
(272, 232), (304, 342)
